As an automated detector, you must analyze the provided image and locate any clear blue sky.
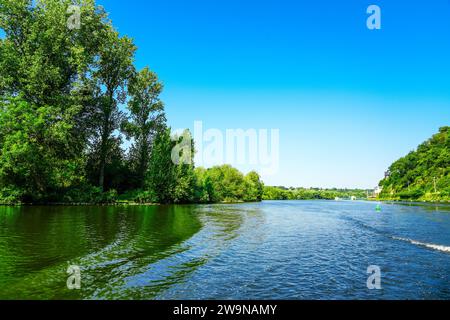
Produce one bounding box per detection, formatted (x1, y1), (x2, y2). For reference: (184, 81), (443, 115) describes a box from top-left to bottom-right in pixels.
(101, 0), (450, 188)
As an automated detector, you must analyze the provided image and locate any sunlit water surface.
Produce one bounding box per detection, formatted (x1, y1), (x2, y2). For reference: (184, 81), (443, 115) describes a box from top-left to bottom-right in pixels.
(1, 201), (450, 299)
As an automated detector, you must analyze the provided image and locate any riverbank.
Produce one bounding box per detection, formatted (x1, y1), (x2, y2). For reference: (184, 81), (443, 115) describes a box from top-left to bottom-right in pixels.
(376, 198), (450, 204)
(263, 186), (371, 201)
(0, 199), (257, 207)
(3, 197), (449, 207)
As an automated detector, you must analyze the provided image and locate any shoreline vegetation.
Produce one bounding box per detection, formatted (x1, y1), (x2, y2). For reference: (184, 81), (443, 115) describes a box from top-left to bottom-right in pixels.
(378, 126), (449, 203)
(3, 196), (449, 207)
(0, 1), (267, 206)
(258, 127), (450, 205)
(263, 186), (370, 201)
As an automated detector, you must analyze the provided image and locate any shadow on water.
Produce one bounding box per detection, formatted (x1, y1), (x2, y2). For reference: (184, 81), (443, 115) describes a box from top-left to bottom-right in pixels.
(0, 205), (204, 300)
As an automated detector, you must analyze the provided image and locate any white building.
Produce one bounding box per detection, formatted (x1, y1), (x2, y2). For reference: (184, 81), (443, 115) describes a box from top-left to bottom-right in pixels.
(374, 186), (383, 196)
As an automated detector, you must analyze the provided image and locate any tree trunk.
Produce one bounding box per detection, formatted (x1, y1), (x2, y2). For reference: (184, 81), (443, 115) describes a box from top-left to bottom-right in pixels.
(99, 158), (105, 191)
(99, 100), (112, 192)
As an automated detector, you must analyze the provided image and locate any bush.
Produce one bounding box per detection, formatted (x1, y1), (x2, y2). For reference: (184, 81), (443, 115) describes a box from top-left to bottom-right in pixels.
(118, 189), (156, 204)
(101, 189), (118, 204)
(398, 188), (425, 200)
(0, 187), (23, 204)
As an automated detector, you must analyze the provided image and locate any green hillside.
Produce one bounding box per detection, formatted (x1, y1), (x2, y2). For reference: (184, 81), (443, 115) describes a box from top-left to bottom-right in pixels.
(379, 126), (450, 202)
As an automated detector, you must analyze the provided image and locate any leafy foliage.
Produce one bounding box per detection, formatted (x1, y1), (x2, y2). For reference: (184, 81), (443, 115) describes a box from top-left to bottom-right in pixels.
(89, 29), (136, 190)
(193, 165), (264, 203)
(122, 67), (166, 188)
(263, 186), (369, 201)
(0, 98), (86, 203)
(0, 0), (264, 205)
(146, 128), (177, 204)
(379, 127), (450, 201)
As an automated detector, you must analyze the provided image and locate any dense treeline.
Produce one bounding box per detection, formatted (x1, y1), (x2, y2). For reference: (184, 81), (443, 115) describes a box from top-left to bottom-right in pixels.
(379, 127), (450, 201)
(263, 186), (369, 201)
(0, 0), (263, 204)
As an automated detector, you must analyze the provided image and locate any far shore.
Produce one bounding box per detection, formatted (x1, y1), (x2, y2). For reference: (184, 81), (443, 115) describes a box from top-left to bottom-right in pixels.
(2, 199), (449, 207)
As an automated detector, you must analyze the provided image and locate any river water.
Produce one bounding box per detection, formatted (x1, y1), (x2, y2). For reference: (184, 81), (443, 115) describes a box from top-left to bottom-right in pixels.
(1, 201), (449, 299)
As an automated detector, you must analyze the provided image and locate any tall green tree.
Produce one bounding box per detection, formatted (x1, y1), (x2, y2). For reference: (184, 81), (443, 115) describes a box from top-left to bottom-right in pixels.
(146, 128), (197, 204)
(86, 136), (131, 193)
(244, 171), (264, 202)
(90, 29), (136, 191)
(193, 167), (211, 203)
(0, 0), (105, 107)
(123, 67), (166, 188)
(0, 0), (107, 202)
(146, 128), (176, 204)
(0, 98), (86, 202)
(172, 130), (196, 203)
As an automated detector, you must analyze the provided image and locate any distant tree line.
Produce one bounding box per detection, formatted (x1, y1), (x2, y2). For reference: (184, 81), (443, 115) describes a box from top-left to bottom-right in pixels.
(0, 0), (263, 204)
(263, 186), (369, 201)
(378, 127), (450, 202)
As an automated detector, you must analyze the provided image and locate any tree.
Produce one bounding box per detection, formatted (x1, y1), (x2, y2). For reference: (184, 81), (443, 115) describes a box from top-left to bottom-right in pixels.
(0, 0), (107, 202)
(0, 0), (272, 204)
(379, 126), (450, 201)
(0, 98), (86, 202)
(86, 136), (131, 193)
(200, 165), (245, 203)
(193, 167), (211, 203)
(146, 128), (176, 204)
(172, 130), (196, 203)
(123, 67), (166, 188)
(194, 166), (264, 203)
(244, 171), (264, 202)
(90, 29), (136, 191)
(0, 0), (105, 107)
(145, 128), (198, 204)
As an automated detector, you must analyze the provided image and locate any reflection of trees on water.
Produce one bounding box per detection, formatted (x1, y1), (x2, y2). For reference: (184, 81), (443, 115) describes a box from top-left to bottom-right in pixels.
(0, 205), (204, 299)
(200, 205), (246, 241)
(195, 204), (268, 255)
(0, 203), (269, 299)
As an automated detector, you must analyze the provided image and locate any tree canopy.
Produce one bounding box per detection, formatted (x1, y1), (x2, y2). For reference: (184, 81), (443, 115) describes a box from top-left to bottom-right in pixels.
(379, 127), (450, 201)
(0, 0), (264, 205)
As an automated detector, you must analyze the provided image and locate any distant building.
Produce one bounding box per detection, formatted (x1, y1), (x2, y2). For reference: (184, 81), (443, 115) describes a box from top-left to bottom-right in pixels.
(374, 186), (383, 196)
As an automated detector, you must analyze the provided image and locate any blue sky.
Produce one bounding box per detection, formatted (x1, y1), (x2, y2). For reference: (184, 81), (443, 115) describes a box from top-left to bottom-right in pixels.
(100, 1), (448, 187)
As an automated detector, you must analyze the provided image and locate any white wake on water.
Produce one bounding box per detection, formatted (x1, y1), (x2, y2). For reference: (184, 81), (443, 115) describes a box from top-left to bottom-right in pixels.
(393, 236), (450, 253)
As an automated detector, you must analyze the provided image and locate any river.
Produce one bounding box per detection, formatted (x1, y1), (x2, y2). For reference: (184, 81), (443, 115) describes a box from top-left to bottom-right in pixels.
(1, 201), (450, 299)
